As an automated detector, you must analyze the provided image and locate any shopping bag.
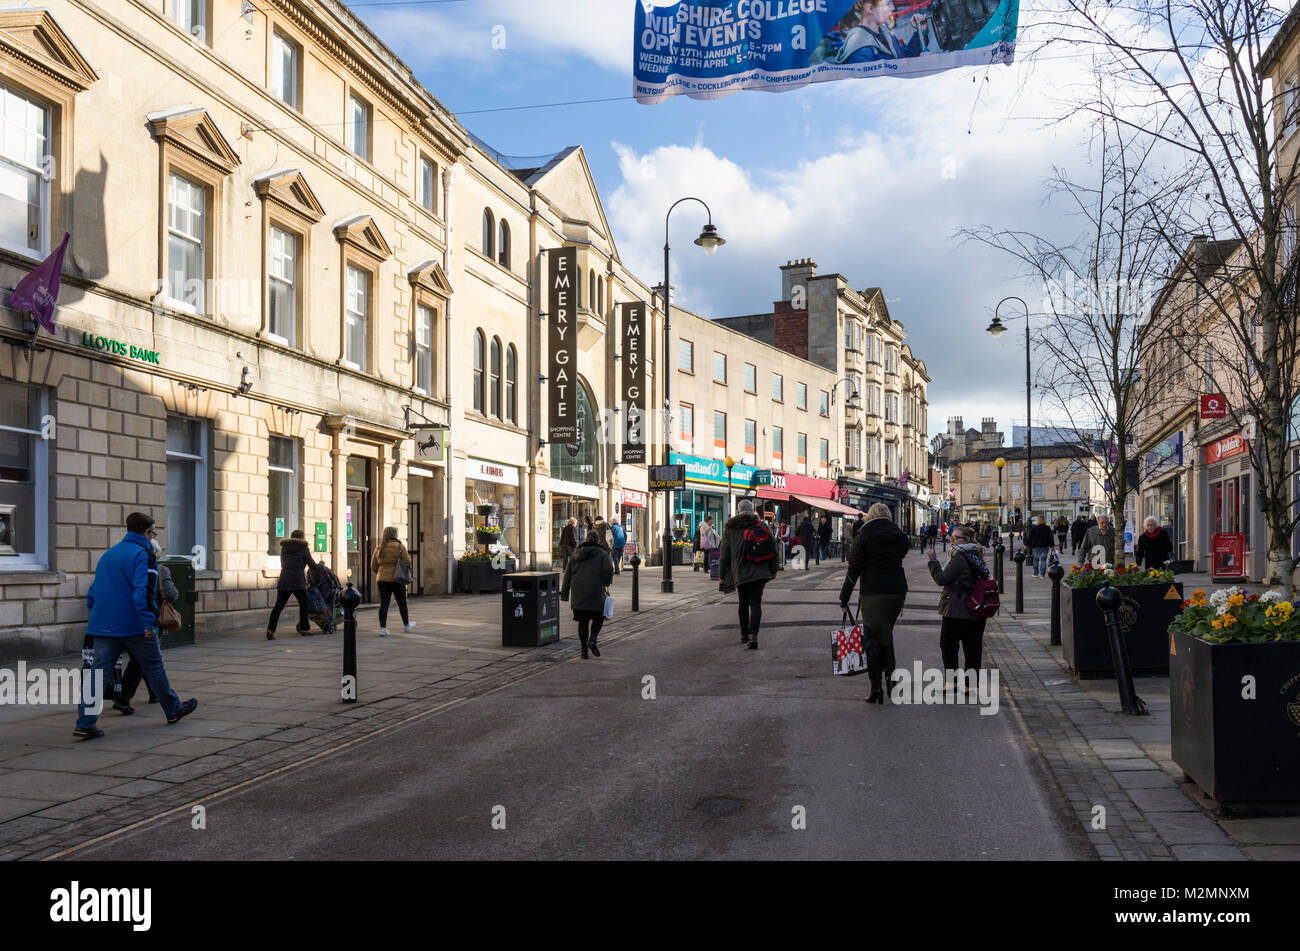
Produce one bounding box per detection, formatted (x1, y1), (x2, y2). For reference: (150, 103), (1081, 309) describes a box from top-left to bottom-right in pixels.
(832, 609), (868, 676)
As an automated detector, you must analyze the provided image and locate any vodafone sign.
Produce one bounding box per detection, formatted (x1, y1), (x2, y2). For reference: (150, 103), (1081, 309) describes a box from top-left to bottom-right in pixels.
(1200, 394), (1227, 420)
(1205, 431), (1248, 465)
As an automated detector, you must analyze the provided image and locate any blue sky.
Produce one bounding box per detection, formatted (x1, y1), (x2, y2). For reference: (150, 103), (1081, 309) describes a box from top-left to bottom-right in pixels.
(345, 0), (1098, 443)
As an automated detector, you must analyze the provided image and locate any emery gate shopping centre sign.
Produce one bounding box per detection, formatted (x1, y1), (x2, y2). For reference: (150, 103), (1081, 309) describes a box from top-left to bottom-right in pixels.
(633, 0), (1019, 104)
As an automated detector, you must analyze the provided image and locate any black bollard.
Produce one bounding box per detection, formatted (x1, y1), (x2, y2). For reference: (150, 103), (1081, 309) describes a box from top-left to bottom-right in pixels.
(1013, 549), (1026, 614)
(630, 555), (641, 612)
(1096, 585), (1148, 715)
(1047, 562), (1064, 646)
(993, 540), (1005, 594)
(815, 542), (820, 566)
(340, 582), (361, 704)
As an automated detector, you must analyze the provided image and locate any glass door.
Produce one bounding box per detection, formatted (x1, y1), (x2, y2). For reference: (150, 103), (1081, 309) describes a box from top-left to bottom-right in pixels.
(346, 456), (372, 601)
(408, 500), (423, 596)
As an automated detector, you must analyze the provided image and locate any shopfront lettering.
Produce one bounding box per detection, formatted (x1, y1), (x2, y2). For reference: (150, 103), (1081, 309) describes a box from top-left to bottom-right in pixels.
(547, 247), (578, 443)
(80, 332), (161, 365)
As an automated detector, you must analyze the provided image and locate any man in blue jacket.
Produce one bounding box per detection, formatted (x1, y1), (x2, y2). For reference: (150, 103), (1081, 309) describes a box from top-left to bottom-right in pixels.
(609, 519), (626, 574)
(75, 512), (197, 739)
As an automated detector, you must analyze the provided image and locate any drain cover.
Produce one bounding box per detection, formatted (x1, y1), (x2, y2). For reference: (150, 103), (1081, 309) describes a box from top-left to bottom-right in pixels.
(694, 796), (743, 818)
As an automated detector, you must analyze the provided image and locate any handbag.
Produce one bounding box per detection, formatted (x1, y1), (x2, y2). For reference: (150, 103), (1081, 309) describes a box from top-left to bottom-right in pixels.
(832, 607), (868, 676)
(394, 558), (413, 586)
(157, 574), (182, 633)
(602, 592), (615, 620)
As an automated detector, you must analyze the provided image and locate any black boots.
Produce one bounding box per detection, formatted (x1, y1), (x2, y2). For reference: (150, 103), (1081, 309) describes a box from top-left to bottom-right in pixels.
(865, 645), (895, 704)
(589, 635), (600, 657)
(748, 630), (758, 650)
(740, 629), (750, 646)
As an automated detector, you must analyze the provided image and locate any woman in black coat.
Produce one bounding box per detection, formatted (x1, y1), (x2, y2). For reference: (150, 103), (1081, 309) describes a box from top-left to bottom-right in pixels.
(1135, 516), (1174, 570)
(838, 503), (911, 704)
(266, 530), (317, 640)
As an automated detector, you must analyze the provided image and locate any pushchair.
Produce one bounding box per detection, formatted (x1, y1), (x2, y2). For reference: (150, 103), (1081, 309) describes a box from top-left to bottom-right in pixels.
(306, 562), (343, 635)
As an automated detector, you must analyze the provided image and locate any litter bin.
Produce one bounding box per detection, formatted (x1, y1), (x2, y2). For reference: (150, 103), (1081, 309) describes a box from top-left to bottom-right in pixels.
(161, 556), (199, 648)
(502, 571), (560, 648)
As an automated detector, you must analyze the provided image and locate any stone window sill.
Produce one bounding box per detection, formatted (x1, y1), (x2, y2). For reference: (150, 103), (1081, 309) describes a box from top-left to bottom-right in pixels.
(0, 570), (64, 585)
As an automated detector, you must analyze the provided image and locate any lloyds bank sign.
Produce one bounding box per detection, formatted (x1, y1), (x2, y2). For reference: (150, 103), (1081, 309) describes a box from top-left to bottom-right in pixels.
(79, 331), (161, 365)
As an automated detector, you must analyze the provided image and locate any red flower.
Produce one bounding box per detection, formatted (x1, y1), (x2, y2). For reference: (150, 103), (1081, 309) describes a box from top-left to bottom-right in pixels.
(1182, 600), (1191, 608)
(1247, 594), (1259, 602)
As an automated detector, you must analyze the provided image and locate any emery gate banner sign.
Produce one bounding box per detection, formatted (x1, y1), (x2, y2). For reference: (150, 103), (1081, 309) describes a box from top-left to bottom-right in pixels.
(633, 0), (1019, 104)
(622, 301), (647, 463)
(548, 246), (578, 444)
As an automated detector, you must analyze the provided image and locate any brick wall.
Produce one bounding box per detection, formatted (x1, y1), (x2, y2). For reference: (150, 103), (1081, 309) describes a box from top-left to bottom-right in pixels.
(773, 301), (809, 360)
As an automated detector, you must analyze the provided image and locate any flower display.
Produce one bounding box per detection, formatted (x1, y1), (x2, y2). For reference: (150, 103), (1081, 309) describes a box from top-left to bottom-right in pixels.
(475, 524), (502, 535)
(1064, 563), (1175, 588)
(1170, 585), (1300, 643)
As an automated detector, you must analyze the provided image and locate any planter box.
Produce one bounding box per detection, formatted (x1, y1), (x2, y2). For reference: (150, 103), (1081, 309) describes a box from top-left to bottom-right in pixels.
(475, 530), (501, 545)
(1170, 630), (1300, 814)
(455, 559), (516, 594)
(1062, 581), (1183, 678)
(672, 548), (693, 566)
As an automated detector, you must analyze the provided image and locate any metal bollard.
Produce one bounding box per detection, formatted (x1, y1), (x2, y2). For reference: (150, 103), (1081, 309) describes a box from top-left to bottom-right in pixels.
(815, 542), (820, 566)
(1047, 562), (1064, 646)
(993, 540), (1005, 594)
(340, 582), (361, 704)
(1096, 585), (1148, 715)
(630, 555), (641, 612)
(1013, 549), (1026, 614)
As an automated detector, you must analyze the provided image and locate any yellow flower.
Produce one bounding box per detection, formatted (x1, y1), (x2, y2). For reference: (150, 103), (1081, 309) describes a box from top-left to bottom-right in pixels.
(1189, 590), (1209, 607)
(1228, 593), (1245, 608)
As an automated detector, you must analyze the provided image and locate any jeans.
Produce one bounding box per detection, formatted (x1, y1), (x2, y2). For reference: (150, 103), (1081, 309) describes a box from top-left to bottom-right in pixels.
(939, 616), (986, 678)
(1032, 547), (1050, 577)
(377, 581), (409, 627)
(737, 579), (768, 637)
(77, 634), (182, 729)
(268, 588), (310, 632)
(574, 609), (604, 649)
(612, 547), (624, 573)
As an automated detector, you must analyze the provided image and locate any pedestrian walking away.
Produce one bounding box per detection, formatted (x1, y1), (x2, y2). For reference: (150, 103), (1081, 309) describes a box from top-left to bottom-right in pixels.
(796, 515), (815, 560)
(610, 519), (627, 574)
(560, 527), (614, 659)
(926, 524), (993, 693)
(75, 511), (197, 739)
(718, 499), (779, 649)
(818, 515), (832, 560)
(1070, 515), (1087, 555)
(371, 526), (415, 637)
(1135, 516), (1173, 570)
(1053, 516), (1069, 553)
(1025, 515), (1055, 578)
(266, 529), (317, 640)
(839, 502), (910, 704)
(559, 517), (578, 571)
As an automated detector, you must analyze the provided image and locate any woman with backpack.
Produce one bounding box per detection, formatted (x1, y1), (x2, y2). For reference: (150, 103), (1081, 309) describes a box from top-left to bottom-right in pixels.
(926, 523), (995, 691)
(839, 502), (910, 704)
(718, 499), (779, 649)
(370, 526), (414, 637)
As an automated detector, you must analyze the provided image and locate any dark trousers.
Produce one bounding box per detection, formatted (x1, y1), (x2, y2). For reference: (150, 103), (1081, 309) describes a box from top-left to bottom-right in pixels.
(612, 547), (624, 573)
(119, 656), (158, 705)
(77, 634), (182, 729)
(940, 616), (987, 675)
(378, 581), (409, 627)
(574, 609), (604, 649)
(737, 579), (768, 636)
(268, 588), (309, 633)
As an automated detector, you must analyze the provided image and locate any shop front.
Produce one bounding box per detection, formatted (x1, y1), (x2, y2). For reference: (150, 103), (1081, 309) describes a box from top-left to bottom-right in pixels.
(1200, 428), (1264, 578)
(1142, 429), (1190, 565)
(465, 458), (521, 557)
(548, 381), (603, 561)
(617, 488), (647, 564)
(756, 470), (852, 541)
(669, 453), (757, 545)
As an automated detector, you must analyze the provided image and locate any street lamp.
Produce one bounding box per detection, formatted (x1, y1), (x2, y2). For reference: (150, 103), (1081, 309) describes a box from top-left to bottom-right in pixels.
(987, 295), (1033, 531)
(724, 454), (736, 520)
(661, 197), (725, 594)
(994, 456), (1006, 536)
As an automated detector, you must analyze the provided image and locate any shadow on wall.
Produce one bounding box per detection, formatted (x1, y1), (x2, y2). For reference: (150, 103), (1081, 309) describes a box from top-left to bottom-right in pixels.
(65, 152), (109, 304)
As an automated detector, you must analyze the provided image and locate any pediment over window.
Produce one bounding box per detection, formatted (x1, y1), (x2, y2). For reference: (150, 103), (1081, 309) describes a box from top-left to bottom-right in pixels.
(333, 215), (392, 262)
(254, 168), (325, 223)
(407, 259), (452, 298)
(0, 10), (98, 92)
(147, 107), (240, 175)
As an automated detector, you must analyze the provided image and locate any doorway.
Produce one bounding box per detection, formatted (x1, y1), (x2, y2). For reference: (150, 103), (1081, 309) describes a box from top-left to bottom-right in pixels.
(408, 500), (423, 596)
(346, 456), (372, 602)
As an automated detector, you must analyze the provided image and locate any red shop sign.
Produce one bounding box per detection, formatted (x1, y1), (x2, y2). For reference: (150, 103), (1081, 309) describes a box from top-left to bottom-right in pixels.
(621, 489), (648, 508)
(1199, 394), (1227, 420)
(1205, 431), (1247, 465)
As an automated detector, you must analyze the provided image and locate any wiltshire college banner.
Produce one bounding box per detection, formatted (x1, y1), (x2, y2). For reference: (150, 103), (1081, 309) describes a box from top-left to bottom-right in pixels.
(548, 246), (578, 444)
(621, 301), (647, 463)
(633, 0), (1018, 104)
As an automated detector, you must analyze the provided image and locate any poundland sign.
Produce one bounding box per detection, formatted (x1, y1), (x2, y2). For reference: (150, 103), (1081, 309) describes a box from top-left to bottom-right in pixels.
(80, 332), (161, 365)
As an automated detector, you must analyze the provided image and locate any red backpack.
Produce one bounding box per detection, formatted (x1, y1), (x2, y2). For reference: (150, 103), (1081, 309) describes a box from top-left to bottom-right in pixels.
(743, 522), (777, 563)
(959, 552), (1000, 618)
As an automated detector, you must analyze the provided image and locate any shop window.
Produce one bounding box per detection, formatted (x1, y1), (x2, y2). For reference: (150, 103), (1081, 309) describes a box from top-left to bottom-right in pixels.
(267, 436), (300, 557)
(490, 336), (502, 418)
(418, 154), (437, 214)
(0, 382), (49, 568)
(473, 329), (485, 413)
(166, 415), (207, 563)
(271, 30), (300, 109)
(414, 304), (433, 395)
(506, 344), (518, 424)
(482, 209), (494, 258)
(349, 92), (371, 162)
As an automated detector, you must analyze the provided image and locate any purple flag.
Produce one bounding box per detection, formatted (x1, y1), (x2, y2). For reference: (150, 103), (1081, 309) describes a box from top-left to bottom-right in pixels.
(10, 232), (69, 335)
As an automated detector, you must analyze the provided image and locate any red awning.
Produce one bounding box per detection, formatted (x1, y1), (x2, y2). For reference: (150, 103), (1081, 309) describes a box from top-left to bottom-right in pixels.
(753, 486), (788, 501)
(790, 493), (866, 517)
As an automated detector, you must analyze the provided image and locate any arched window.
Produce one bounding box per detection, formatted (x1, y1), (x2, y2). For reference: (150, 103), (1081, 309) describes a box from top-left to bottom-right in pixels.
(490, 336), (502, 418)
(597, 275), (603, 314)
(589, 271), (596, 313)
(575, 265), (582, 309)
(506, 344), (517, 424)
(550, 379), (599, 485)
(498, 220), (510, 269)
(473, 329), (485, 413)
(482, 209), (494, 258)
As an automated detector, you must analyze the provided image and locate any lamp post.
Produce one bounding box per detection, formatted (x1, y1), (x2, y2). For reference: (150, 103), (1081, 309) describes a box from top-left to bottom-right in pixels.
(994, 456), (1006, 541)
(986, 296), (1032, 531)
(661, 198), (724, 594)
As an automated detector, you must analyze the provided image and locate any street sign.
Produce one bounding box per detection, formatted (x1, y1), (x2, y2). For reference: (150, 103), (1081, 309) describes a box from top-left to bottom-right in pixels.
(648, 464), (685, 491)
(754, 469), (773, 486)
(1200, 394), (1227, 420)
(413, 426), (447, 462)
(314, 521), (328, 553)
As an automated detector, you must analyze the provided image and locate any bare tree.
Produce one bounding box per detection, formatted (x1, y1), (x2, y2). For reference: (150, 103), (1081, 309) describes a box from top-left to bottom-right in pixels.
(963, 102), (1190, 565)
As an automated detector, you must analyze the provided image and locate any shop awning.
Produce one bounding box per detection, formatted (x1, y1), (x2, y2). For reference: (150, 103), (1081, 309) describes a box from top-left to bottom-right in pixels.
(791, 493), (865, 517)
